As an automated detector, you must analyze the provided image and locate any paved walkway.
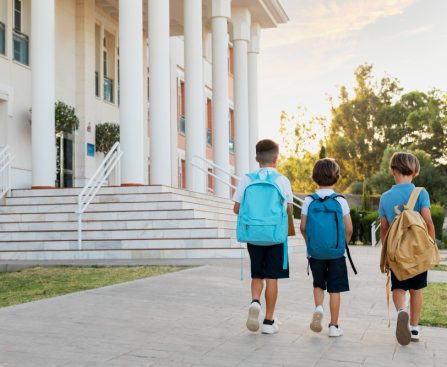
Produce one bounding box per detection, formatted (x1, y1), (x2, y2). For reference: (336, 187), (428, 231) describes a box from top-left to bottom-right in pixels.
(0, 247), (446, 367)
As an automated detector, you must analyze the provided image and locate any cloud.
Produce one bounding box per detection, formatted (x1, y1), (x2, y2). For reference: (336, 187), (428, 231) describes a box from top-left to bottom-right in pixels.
(262, 0), (417, 48)
(401, 24), (434, 36)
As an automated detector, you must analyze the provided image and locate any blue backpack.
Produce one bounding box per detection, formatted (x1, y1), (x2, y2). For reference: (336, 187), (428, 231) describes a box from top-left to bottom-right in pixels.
(236, 170), (289, 269)
(306, 193), (357, 273)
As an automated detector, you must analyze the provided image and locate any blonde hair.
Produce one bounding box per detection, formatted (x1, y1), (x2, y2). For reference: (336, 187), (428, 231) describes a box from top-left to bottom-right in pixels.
(389, 152), (420, 176)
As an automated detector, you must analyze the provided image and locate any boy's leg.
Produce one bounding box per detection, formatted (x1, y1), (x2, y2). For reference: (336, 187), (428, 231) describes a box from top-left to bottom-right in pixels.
(265, 279), (278, 321)
(329, 292), (340, 325)
(251, 278), (263, 301)
(313, 287), (324, 307)
(391, 272), (411, 346)
(409, 289), (422, 326)
(392, 289), (407, 310)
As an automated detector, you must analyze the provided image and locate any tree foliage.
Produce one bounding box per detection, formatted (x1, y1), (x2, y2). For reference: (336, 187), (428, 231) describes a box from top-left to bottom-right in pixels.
(279, 63), (447, 202)
(95, 122), (120, 154)
(55, 101), (80, 133)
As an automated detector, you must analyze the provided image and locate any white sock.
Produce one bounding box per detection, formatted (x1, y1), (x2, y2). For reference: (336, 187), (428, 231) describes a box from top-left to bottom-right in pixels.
(398, 307), (408, 313)
(410, 325), (420, 331)
(315, 305), (324, 314)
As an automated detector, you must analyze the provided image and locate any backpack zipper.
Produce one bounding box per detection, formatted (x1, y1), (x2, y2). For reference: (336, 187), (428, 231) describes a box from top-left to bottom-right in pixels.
(334, 213), (340, 249)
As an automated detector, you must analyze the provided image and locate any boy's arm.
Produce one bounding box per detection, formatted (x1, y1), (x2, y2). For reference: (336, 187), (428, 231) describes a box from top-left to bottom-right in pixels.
(343, 215), (353, 243)
(233, 202), (240, 215)
(380, 217), (390, 244)
(420, 207), (436, 241)
(299, 215), (307, 241)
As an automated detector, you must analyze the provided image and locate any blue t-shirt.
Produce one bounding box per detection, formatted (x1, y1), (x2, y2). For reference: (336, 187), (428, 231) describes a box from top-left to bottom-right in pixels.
(378, 183), (430, 224)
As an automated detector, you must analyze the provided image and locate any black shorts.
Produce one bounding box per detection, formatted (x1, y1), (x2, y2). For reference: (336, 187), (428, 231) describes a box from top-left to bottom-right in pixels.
(309, 257), (349, 293)
(391, 271), (428, 291)
(247, 243), (289, 279)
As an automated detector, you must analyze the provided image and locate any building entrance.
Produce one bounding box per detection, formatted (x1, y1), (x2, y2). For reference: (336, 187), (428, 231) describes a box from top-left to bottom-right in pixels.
(56, 133), (74, 188)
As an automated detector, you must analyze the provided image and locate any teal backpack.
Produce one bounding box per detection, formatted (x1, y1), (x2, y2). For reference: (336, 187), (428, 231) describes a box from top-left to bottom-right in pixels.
(236, 170), (289, 269)
(306, 193), (357, 273)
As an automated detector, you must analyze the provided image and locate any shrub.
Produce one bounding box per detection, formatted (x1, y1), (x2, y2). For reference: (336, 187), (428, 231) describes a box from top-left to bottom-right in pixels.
(95, 122), (120, 154)
(350, 208), (362, 243)
(359, 211), (379, 244)
(431, 204), (444, 241)
(55, 101), (79, 133)
(347, 182), (363, 195)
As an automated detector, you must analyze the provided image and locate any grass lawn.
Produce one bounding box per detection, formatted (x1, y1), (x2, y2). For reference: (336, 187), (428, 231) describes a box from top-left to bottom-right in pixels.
(0, 266), (185, 308)
(420, 283), (447, 328)
(431, 264), (447, 272)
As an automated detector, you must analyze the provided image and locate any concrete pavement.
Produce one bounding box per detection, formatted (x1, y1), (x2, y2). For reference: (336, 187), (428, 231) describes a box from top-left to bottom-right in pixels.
(0, 247), (446, 366)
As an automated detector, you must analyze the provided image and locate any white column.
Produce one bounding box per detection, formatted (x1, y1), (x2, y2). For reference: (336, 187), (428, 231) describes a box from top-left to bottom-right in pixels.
(184, 0), (206, 193)
(232, 8), (251, 177)
(170, 39), (179, 188)
(119, 0), (145, 185)
(148, 0), (171, 186)
(31, 0), (56, 188)
(248, 23), (261, 171)
(211, 0), (231, 198)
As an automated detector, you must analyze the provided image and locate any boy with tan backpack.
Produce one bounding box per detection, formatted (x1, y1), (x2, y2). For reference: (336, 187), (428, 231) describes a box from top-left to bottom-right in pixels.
(379, 152), (440, 346)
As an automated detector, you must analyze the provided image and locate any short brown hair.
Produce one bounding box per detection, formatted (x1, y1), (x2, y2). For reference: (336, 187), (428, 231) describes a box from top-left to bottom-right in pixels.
(256, 139), (279, 164)
(312, 158), (340, 186)
(389, 152), (420, 176)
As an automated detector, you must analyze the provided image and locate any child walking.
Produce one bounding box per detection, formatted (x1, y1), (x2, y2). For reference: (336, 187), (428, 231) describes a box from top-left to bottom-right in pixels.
(300, 158), (353, 337)
(233, 139), (293, 334)
(379, 152), (436, 345)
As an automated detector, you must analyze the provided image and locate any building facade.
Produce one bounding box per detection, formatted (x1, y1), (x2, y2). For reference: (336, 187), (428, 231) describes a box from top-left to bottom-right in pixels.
(0, 0), (288, 197)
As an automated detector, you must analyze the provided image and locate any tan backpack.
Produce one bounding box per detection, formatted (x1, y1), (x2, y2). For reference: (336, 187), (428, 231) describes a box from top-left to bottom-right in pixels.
(380, 187), (440, 281)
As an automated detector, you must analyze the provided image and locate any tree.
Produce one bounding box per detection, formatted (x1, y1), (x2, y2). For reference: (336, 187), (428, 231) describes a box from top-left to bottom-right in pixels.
(326, 63), (402, 189)
(369, 147), (447, 204)
(277, 152), (318, 193)
(55, 101), (80, 133)
(95, 122), (120, 154)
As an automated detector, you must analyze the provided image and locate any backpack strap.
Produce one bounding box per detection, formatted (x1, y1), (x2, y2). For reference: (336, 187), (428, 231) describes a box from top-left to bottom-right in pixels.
(406, 187), (423, 211)
(309, 193), (320, 201)
(345, 243), (358, 275)
(246, 172), (259, 181)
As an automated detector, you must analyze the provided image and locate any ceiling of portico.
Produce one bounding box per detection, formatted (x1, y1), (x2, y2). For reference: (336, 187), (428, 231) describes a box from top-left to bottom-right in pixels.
(94, 0), (288, 37)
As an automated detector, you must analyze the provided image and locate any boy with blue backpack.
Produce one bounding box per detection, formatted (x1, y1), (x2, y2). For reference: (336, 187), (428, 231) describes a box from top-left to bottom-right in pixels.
(300, 158), (355, 337)
(233, 139), (293, 334)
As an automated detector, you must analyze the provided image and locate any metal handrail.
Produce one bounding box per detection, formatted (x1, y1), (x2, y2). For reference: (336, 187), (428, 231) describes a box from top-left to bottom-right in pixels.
(371, 219), (381, 247)
(76, 142), (122, 249)
(0, 146), (13, 200)
(192, 155), (303, 209)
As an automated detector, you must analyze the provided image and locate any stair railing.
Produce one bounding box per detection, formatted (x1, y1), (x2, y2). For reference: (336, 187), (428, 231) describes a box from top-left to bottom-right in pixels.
(0, 146), (13, 201)
(371, 219), (381, 247)
(192, 155), (303, 209)
(76, 142), (123, 249)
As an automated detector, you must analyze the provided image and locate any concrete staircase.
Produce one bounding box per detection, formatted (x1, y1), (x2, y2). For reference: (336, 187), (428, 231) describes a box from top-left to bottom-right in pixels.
(0, 186), (304, 261)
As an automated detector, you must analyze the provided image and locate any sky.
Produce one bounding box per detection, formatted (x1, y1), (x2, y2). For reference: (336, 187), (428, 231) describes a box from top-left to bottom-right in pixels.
(258, 0), (447, 149)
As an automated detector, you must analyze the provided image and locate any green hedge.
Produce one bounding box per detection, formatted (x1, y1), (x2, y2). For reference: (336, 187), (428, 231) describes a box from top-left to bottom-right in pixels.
(350, 208), (379, 245)
(431, 204), (444, 241)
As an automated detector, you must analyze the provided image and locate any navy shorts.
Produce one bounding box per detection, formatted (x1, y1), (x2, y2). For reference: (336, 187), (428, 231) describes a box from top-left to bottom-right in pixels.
(391, 271), (428, 291)
(247, 243), (289, 279)
(309, 257), (349, 293)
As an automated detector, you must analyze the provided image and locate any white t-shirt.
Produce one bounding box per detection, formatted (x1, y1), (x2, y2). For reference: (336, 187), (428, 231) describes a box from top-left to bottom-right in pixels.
(301, 189), (350, 216)
(232, 167), (293, 207)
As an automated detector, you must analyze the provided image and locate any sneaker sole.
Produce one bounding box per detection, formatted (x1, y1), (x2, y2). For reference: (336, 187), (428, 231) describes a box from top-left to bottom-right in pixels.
(246, 305), (260, 332)
(310, 312), (323, 333)
(261, 328), (279, 334)
(411, 336), (420, 342)
(396, 312), (411, 346)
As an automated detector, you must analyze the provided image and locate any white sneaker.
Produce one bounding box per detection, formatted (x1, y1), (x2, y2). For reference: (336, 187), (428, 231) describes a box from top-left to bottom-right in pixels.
(410, 325), (421, 342)
(261, 320), (279, 334)
(328, 324), (343, 337)
(246, 302), (261, 332)
(396, 308), (411, 346)
(310, 305), (324, 333)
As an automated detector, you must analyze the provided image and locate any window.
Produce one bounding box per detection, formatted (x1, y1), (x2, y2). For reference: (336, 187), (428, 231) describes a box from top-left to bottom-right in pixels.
(180, 159), (186, 188)
(12, 0), (28, 65)
(228, 47), (234, 75)
(0, 22), (5, 55)
(103, 76), (113, 103)
(95, 72), (99, 97)
(179, 81), (186, 135)
(206, 99), (212, 146)
(229, 109), (235, 153)
(103, 50), (108, 77)
(14, 0), (21, 32)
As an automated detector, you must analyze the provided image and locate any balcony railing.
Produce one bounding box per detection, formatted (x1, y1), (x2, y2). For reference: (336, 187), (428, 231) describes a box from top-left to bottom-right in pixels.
(229, 137), (235, 153)
(0, 22), (5, 55)
(179, 115), (186, 135)
(13, 29), (29, 65)
(103, 76), (114, 103)
(207, 128), (212, 146)
(95, 72), (99, 97)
